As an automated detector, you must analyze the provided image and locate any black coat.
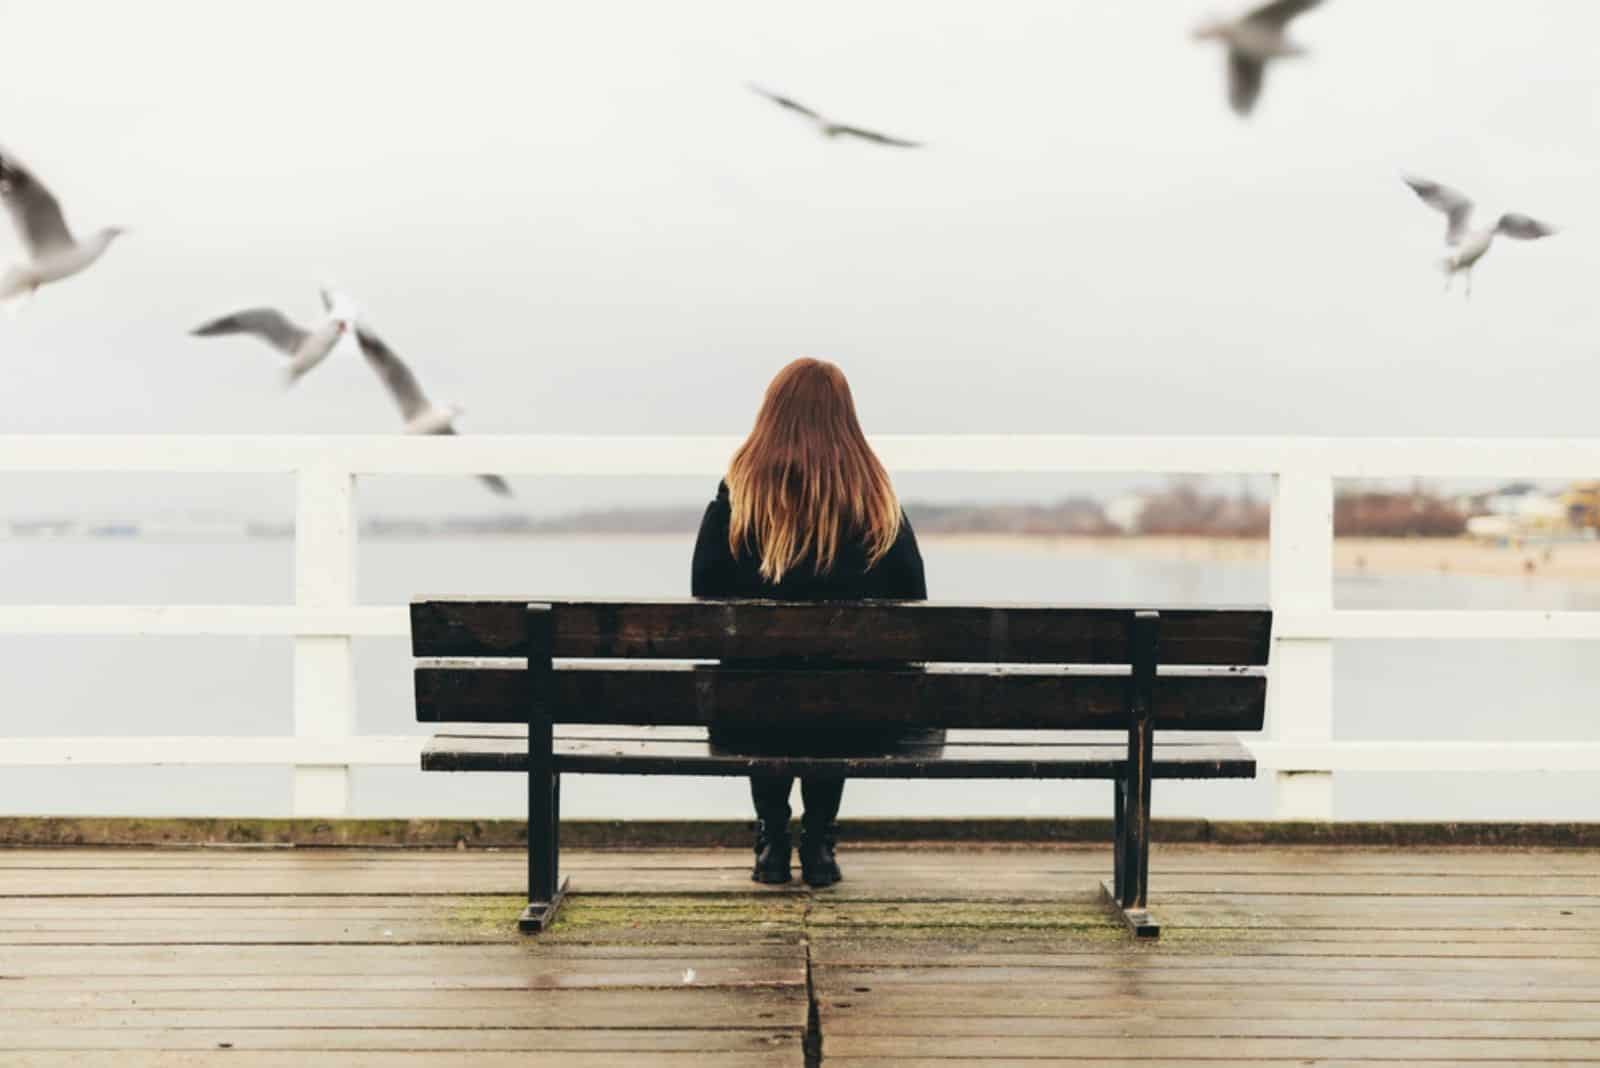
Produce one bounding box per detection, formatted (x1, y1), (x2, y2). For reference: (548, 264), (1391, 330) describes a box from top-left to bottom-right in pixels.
(690, 481), (939, 757)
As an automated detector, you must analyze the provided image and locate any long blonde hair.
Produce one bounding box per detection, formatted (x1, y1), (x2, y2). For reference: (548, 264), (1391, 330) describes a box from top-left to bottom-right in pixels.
(726, 358), (900, 583)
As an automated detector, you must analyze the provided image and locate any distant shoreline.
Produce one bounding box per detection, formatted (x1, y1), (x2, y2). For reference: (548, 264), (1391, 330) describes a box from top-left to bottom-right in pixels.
(6, 528), (1593, 581)
(370, 530), (1595, 582)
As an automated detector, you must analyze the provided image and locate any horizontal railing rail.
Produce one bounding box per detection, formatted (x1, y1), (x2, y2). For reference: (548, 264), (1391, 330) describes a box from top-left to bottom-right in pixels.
(4, 433), (1600, 819)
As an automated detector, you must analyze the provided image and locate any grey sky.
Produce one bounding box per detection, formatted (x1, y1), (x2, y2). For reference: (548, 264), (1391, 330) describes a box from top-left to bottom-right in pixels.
(3, 0), (1598, 515)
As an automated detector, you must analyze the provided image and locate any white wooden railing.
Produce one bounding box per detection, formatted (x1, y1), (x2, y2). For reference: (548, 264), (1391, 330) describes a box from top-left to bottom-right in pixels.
(3, 433), (1600, 820)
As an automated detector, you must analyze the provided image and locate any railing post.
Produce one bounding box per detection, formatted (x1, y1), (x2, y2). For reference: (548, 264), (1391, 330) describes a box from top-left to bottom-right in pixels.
(1268, 471), (1335, 820)
(291, 460), (357, 817)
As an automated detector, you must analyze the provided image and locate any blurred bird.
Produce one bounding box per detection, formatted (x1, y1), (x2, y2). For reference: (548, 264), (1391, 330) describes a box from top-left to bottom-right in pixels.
(747, 84), (922, 148)
(1402, 176), (1558, 297)
(1193, 0), (1324, 117)
(190, 290), (356, 386)
(354, 323), (512, 497)
(0, 148), (126, 306)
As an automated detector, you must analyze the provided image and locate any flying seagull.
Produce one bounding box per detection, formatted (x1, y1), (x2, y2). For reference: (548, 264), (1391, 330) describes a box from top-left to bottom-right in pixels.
(1402, 176), (1558, 297)
(354, 323), (512, 497)
(1193, 0), (1325, 117)
(190, 290), (355, 386)
(0, 148), (126, 304)
(747, 84), (922, 148)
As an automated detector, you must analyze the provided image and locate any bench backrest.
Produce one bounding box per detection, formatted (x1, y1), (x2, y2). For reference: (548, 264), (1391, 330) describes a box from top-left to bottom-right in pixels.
(412, 599), (1271, 733)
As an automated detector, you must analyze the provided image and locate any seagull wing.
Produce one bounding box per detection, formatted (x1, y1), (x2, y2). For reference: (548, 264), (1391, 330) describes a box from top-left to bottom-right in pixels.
(0, 150), (75, 257)
(1402, 176), (1476, 245)
(354, 325), (431, 422)
(432, 425), (514, 497)
(832, 125), (924, 149)
(190, 309), (309, 355)
(747, 83), (823, 121)
(475, 471), (514, 497)
(1242, 0), (1324, 30)
(1495, 213), (1557, 240)
(1227, 51), (1267, 116)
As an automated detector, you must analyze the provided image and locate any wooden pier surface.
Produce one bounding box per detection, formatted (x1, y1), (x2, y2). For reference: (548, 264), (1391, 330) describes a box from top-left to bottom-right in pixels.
(1, 843), (1598, 1065)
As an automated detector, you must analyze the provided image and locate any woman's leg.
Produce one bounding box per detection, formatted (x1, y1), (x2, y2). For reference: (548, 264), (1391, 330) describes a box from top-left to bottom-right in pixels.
(748, 775), (795, 884)
(798, 777), (845, 887)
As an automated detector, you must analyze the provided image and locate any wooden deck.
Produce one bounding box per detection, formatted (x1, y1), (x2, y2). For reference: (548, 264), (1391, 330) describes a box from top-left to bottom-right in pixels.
(2, 843), (1598, 1065)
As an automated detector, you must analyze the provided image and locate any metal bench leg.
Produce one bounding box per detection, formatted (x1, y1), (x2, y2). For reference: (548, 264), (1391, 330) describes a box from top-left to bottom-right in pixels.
(1111, 777), (1126, 902)
(521, 604), (569, 934)
(521, 768), (568, 933)
(1100, 611), (1161, 940)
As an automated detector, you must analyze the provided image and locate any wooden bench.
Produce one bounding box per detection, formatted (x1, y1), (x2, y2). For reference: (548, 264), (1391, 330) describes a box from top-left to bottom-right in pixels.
(411, 598), (1271, 938)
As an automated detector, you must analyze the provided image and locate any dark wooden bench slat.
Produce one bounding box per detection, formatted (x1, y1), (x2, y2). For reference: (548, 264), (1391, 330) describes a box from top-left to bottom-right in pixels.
(415, 663), (1266, 731)
(441, 724), (1238, 747)
(422, 732), (1256, 779)
(411, 599), (1272, 666)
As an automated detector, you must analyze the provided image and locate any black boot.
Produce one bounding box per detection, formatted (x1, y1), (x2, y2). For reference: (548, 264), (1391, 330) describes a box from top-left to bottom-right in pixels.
(752, 817), (792, 884)
(798, 819), (842, 887)
(799, 778), (845, 888)
(749, 776), (794, 884)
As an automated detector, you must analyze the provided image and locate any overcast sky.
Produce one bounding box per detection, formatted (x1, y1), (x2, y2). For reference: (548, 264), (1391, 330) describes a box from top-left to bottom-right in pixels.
(3, 0), (1599, 515)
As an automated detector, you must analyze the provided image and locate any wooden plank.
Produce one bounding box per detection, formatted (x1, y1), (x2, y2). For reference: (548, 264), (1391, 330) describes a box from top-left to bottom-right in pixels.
(815, 965), (1600, 990)
(415, 662), (1267, 731)
(4, 1029), (801, 1053)
(6, 845), (1597, 877)
(423, 734), (1255, 779)
(8, 1054), (798, 1067)
(0, 993), (807, 1029)
(819, 994), (1600, 1023)
(817, 1014), (1600, 1038)
(824, 1034), (1600, 1059)
(0, 944), (805, 982)
(410, 599), (1273, 665)
(824, 1061), (1557, 1068)
(810, 981), (1600, 1006)
(5, 850), (1600, 888)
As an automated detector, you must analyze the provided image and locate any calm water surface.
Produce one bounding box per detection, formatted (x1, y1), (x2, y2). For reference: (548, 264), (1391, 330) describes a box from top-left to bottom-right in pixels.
(2, 535), (1596, 820)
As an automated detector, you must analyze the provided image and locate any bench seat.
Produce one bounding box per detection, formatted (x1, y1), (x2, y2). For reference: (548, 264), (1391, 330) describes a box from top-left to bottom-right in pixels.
(423, 725), (1256, 779)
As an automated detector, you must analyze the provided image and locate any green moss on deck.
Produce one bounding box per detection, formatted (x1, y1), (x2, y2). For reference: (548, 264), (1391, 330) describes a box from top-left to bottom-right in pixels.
(810, 900), (1118, 933)
(444, 895), (526, 937)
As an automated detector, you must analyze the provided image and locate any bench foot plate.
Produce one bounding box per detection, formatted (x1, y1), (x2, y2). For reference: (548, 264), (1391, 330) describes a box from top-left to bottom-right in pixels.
(1099, 879), (1161, 940)
(518, 876), (571, 934)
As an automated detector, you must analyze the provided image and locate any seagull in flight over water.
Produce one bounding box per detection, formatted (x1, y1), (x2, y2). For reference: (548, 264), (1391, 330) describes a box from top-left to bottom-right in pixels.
(353, 323), (512, 497)
(0, 148), (126, 306)
(1402, 176), (1558, 297)
(190, 290), (357, 386)
(747, 84), (923, 148)
(1192, 0), (1325, 117)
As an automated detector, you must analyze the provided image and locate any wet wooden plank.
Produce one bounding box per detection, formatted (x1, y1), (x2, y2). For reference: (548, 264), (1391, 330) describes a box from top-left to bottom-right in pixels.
(410, 599), (1273, 666)
(9, 1054), (797, 1067)
(0, 995), (808, 1030)
(810, 981), (1600, 1007)
(7, 846), (1597, 877)
(415, 662), (1267, 731)
(816, 996), (1600, 1022)
(0, 944), (808, 980)
(818, 1014), (1600, 1038)
(825, 1061), (1561, 1068)
(5, 843), (1598, 1065)
(825, 1034), (1600, 1059)
(4, 1028), (800, 1053)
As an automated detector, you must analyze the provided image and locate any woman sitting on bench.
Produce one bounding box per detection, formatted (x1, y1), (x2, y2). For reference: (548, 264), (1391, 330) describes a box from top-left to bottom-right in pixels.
(691, 357), (929, 887)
